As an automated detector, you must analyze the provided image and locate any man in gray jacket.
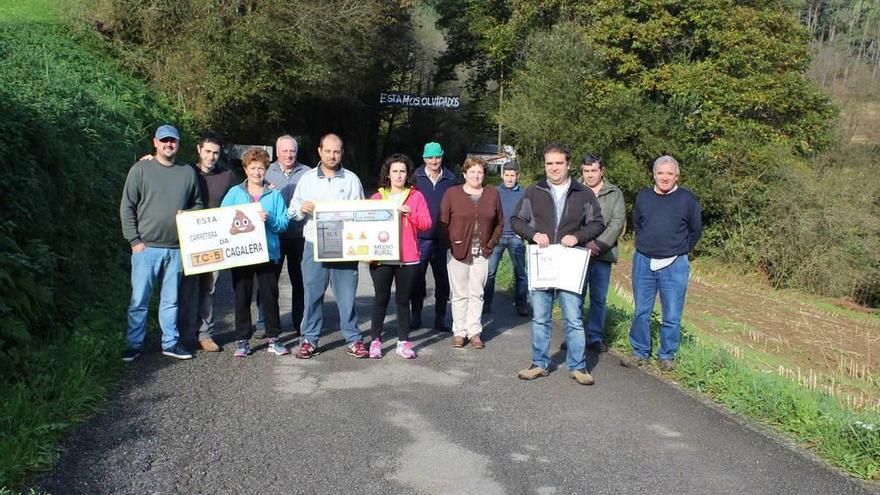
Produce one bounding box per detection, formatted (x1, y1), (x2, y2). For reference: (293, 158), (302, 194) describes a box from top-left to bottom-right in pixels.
(120, 124), (203, 362)
(260, 134), (311, 336)
(580, 155), (626, 353)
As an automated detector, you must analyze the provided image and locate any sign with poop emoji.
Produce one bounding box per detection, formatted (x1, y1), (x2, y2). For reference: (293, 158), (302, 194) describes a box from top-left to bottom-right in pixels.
(176, 202), (269, 275)
(313, 199), (400, 262)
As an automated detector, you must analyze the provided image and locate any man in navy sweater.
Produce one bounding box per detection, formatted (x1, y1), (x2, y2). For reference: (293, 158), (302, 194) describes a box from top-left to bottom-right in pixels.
(411, 142), (459, 331)
(623, 155), (702, 372)
(483, 162), (529, 316)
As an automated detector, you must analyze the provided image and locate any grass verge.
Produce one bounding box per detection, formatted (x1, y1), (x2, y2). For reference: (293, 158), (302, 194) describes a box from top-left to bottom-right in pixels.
(0, 1), (189, 489)
(495, 254), (879, 480)
(0, 304), (124, 488)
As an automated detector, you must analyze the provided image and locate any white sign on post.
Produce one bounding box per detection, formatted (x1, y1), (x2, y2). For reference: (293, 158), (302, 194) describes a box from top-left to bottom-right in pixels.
(176, 203), (269, 275)
(527, 244), (591, 294)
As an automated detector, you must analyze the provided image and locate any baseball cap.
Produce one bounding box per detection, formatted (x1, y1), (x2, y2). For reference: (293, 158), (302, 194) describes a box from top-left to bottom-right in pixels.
(422, 142), (443, 158)
(155, 124), (180, 141)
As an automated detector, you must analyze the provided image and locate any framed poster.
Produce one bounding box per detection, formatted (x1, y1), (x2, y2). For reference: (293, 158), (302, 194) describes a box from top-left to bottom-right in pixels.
(176, 203), (269, 275)
(313, 200), (400, 262)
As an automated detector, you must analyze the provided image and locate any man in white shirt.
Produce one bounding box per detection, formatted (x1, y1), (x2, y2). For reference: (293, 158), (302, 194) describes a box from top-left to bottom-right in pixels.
(288, 134), (368, 359)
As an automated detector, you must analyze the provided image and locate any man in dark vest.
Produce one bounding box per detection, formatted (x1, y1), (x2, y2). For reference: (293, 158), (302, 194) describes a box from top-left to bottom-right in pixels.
(178, 131), (236, 352)
(411, 142), (458, 331)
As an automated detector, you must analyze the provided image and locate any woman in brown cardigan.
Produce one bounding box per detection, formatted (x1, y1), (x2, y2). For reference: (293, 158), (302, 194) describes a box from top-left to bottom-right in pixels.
(438, 157), (504, 348)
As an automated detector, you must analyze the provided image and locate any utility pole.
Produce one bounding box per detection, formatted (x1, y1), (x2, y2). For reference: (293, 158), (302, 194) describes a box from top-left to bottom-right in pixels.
(497, 71), (503, 151)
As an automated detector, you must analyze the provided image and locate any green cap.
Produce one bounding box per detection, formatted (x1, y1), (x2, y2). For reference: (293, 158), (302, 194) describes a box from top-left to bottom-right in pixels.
(422, 142), (444, 158)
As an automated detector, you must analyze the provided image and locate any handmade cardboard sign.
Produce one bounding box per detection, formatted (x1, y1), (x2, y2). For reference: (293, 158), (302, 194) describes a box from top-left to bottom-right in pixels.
(177, 203), (269, 275)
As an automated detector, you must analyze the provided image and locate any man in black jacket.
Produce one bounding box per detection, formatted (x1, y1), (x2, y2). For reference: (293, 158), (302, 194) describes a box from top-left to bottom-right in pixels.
(511, 142), (604, 385)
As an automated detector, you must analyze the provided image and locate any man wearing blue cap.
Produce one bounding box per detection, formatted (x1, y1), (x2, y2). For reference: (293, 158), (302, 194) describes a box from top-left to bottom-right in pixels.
(411, 141), (458, 331)
(120, 124), (204, 362)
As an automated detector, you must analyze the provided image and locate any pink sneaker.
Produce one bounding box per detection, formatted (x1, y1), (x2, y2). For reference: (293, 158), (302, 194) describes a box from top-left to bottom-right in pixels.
(396, 340), (416, 359)
(369, 339), (382, 359)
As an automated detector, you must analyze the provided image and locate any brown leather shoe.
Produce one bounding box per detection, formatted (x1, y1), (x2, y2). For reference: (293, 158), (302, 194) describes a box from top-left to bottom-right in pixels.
(452, 336), (466, 348)
(469, 335), (484, 349)
(518, 364), (549, 380)
(199, 338), (220, 352)
(569, 368), (595, 385)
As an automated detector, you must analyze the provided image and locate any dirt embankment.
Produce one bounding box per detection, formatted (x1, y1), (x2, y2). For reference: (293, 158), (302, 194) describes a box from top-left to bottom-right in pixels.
(612, 259), (879, 409)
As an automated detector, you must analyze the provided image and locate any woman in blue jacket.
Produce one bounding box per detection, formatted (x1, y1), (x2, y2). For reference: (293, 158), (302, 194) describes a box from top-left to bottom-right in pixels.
(221, 148), (289, 357)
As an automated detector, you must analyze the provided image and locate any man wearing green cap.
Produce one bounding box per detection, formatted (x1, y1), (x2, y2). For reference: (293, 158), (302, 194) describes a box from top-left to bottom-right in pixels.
(412, 141), (458, 331)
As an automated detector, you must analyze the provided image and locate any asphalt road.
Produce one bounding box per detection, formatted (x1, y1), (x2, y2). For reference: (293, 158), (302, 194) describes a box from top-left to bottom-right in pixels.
(39, 264), (877, 494)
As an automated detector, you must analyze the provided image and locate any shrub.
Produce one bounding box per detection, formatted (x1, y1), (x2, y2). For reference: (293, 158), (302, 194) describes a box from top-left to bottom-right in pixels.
(0, 18), (190, 487)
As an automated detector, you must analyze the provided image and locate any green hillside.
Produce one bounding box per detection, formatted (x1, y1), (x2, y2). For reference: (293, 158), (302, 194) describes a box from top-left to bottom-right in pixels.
(0, 1), (190, 487)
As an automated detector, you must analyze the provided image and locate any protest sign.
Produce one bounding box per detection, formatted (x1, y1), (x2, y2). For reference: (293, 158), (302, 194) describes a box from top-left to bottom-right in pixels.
(313, 200), (400, 262)
(176, 203), (269, 275)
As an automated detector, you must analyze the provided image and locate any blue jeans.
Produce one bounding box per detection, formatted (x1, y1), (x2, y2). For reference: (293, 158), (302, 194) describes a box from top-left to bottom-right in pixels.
(629, 251), (690, 360)
(126, 247), (182, 350)
(584, 260), (612, 344)
(300, 241), (361, 346)
(530, 288), (586, 371)
(484, 234), (528, 309)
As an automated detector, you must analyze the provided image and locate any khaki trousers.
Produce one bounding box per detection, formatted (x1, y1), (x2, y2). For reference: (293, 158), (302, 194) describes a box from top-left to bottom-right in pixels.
(447, 254), (488, 337)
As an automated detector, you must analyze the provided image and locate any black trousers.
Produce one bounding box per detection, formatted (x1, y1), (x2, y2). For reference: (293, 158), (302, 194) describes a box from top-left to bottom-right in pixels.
(276, 237), (306, 331)
(412, 238), (449, 320)
(232, 262), (280, 340)
(369, 263), (418, 342)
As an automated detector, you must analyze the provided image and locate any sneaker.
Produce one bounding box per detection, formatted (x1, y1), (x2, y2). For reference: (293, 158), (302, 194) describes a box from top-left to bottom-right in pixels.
(369, 339), (383, 359)
(570, 368), (595, 385)
(162, 343), (193, 360)
(253, 326), (266, 340)
(620, 354), (650, 368)
(396, 340), (416, 359)
(233, 340), (250, 358)
(658, 359), (675, 372)
(586, 341), (609, 353)
(517, 364), (549, 380)
(469, 335), (484, 349)
(452, 336), (466, 348)
(199, 338), (221, 352)
(346, 341), (369, 359)
(296, 340), (316, 359)
(121, 348), (141, 362)
(267, 338), (289, 356)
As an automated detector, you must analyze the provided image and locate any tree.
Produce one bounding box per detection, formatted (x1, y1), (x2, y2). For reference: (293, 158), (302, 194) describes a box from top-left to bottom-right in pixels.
(80, 0), (414, 158)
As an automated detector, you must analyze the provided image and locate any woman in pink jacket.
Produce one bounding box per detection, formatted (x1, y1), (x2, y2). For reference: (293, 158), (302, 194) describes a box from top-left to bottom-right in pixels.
(368, 154), (432, 359)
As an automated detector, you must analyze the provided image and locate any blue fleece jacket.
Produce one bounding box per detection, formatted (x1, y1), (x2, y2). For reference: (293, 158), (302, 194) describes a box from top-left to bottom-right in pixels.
(414, 165), (459, 240)
(221, 181), (289, 262)
(496, 183), (523, 235)
(632, 186), (702, 258)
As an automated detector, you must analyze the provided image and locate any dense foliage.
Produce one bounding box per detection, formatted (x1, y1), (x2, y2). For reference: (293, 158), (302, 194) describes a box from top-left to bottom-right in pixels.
(76, 0), (414, 167)
(433, 0), (878, 306)
(0, 16), (189, 486)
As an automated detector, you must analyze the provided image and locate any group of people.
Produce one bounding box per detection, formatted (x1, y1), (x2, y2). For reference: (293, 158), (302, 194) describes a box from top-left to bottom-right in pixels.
(119, 124), (702, 385)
